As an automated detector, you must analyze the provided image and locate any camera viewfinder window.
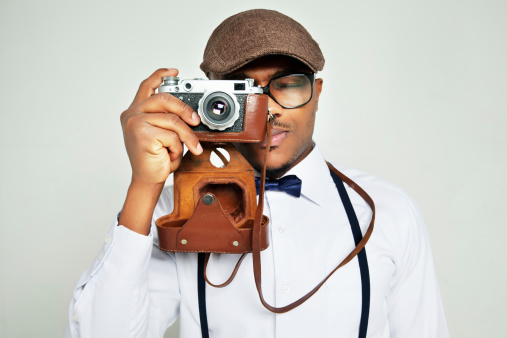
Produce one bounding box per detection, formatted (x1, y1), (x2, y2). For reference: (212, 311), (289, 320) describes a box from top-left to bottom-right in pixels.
(234, 83), (246, 91)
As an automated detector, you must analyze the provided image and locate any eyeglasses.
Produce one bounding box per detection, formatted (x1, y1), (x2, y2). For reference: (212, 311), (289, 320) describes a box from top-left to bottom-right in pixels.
(260, 73), (315, 109)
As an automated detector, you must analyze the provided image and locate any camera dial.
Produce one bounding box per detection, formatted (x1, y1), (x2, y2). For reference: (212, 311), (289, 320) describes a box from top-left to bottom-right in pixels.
(162, 76), (179, 86)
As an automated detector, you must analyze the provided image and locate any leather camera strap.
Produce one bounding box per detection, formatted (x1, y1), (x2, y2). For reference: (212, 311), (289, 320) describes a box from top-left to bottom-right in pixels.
(197, 162), (372, 338)
(198, 168), (371, 337)
(251, 118), (376, 313)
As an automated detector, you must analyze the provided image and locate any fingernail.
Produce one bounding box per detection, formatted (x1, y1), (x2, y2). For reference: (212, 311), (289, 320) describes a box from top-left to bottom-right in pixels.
(196, 143), (203, 154)
(192, 112), (200, 123)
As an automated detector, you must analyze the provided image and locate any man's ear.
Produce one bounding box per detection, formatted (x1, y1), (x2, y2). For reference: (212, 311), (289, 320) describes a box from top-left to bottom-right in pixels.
(315, 78), (323, 97)
(314, 78), (323, 109)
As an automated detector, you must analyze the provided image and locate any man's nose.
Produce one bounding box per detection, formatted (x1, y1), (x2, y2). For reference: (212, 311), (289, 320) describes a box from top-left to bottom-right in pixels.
(267, 96), (283, 117)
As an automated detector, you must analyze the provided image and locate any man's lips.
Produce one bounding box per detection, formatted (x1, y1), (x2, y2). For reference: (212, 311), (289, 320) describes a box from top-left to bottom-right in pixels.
(261, 129), (288, 147)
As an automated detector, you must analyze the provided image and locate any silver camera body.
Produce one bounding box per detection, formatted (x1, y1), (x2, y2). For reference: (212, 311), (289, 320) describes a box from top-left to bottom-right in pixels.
(159, 77), (263, 132)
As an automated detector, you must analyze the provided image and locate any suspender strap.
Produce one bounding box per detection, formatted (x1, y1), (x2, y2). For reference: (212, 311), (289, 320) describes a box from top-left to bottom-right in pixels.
(331, 170), (371, 338)
(197, 253), (210, 338)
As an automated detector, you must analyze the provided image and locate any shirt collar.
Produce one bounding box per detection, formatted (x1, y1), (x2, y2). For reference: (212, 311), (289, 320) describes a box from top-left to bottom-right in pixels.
(283, 142), (333, 206)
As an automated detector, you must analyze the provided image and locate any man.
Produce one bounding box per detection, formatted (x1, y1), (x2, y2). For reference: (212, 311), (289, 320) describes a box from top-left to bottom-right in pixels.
(66, 9), (449, 338)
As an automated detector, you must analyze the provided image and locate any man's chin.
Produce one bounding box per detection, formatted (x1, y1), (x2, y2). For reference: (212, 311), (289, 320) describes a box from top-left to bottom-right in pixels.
(234, 142), (297, 178)
(265, 163), (294, 179)
(251, 156), (295, 179)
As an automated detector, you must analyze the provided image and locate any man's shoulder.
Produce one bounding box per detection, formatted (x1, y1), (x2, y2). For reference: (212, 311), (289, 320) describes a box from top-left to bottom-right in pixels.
(331, 163), (421, 221)
(330, 163), (429, 257)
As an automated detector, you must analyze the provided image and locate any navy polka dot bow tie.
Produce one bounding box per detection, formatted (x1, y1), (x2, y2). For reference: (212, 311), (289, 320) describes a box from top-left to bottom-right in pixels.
(254, 175), (302, 198)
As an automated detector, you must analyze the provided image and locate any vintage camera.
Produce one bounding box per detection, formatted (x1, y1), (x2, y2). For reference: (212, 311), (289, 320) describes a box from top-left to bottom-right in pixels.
(155, 78), (271, 254)
(159, 77), (264, 133)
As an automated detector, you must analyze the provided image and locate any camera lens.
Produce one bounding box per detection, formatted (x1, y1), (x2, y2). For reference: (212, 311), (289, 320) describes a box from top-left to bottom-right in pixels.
(211, 101), (227, 116)
(198, 91), (239, 130)
(204, 94), (232, 122)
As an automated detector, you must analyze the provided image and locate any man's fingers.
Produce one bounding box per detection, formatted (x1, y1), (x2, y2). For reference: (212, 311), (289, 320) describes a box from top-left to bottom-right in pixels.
(144, 113), (202, 155)
(156, 129), (184, 158)
(132, 92), (201, 127)
(130, 68), (179, 107)
(161, 133), (183, 171)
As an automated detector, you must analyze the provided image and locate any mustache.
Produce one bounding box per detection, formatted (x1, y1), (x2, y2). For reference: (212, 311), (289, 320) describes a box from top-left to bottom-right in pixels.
(272, 120), (291, 129)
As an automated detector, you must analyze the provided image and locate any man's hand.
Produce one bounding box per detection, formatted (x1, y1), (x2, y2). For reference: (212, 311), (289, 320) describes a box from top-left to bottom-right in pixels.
(120, 68), (202, 185)
(118, 69), (203, 235)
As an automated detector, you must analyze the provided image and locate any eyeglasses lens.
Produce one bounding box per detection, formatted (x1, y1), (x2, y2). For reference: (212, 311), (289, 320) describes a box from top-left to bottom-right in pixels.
(270, 75), (312, 108)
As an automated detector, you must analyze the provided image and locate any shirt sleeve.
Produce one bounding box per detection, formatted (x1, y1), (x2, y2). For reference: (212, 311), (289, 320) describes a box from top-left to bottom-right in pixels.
(386, 195), (449, 337)
(65, 187), (180, 338)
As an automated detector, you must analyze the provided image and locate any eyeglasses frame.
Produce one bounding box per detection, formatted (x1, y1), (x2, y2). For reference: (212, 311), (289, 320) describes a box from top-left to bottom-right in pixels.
(259, 73), (315, 109)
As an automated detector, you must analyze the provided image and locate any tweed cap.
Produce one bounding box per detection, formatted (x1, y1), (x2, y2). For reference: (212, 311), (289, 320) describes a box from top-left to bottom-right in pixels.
(200, 9), (325, 75)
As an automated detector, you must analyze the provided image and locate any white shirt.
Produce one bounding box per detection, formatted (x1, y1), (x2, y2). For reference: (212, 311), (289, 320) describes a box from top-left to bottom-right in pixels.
(65, 145), (449, 338)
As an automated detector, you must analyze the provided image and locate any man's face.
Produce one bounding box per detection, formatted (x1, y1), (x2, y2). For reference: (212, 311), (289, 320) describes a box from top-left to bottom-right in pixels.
(210, 55), (323, 178)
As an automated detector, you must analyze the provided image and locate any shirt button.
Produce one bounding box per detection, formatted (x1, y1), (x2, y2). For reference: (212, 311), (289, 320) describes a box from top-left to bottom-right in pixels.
(278, 227), (285, 233)
(72, 313), (79, 322)
(282, 285), (290, 293)
(104, 235), (111, 245)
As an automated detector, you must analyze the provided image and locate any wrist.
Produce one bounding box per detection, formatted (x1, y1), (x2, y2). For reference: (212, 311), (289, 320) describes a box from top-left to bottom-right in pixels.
(129, 177), (165, 194)
(118, 179), (165, 236)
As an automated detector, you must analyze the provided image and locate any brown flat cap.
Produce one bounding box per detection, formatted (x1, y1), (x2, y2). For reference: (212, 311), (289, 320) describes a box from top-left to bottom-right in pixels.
(200, 9), (325, 75)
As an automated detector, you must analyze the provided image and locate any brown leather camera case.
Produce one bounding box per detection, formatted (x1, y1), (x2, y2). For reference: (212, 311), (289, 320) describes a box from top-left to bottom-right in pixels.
(155, 143), (269, 253)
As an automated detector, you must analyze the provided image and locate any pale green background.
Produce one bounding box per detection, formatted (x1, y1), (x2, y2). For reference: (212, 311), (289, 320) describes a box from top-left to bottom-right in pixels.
(0, 0), (506, 337)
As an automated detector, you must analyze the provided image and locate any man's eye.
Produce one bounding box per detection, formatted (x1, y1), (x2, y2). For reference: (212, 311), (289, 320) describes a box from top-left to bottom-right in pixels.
(273, 81), (304, 89)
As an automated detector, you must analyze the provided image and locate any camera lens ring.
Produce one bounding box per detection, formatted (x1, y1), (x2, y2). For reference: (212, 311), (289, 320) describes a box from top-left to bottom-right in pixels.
(198, 90), (240, 131)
